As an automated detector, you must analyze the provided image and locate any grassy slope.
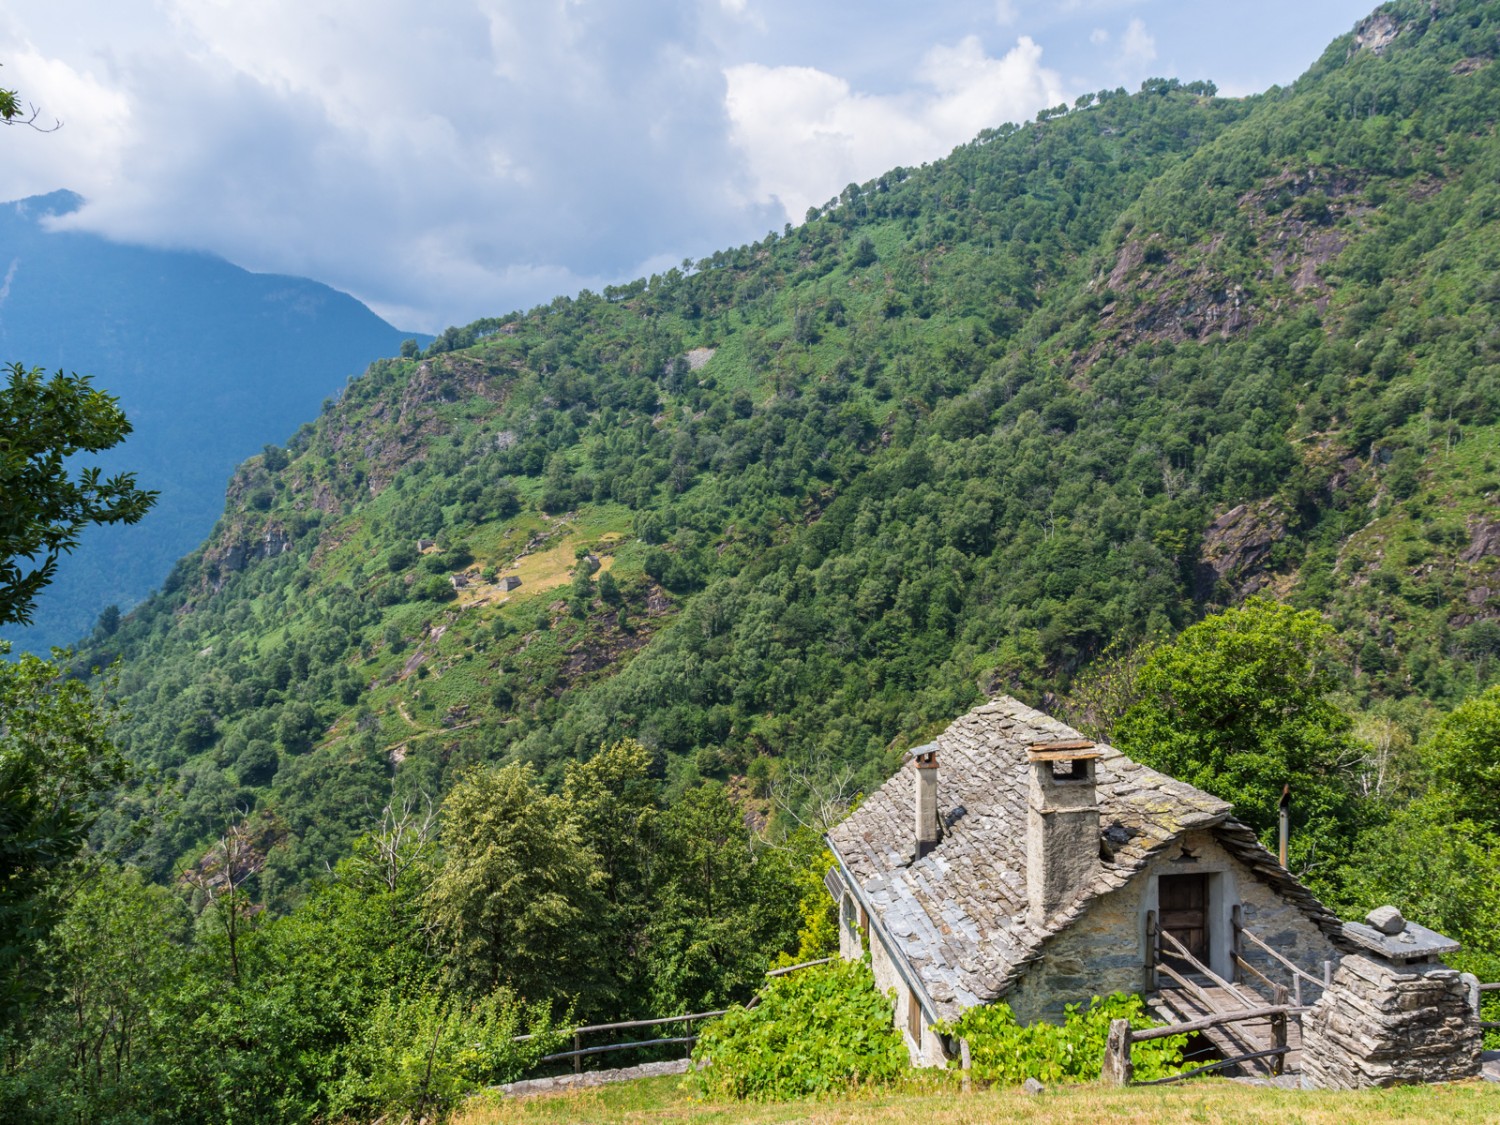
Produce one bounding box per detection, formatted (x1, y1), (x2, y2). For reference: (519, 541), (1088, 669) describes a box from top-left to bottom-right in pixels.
(458, 1074), (1500, 1125)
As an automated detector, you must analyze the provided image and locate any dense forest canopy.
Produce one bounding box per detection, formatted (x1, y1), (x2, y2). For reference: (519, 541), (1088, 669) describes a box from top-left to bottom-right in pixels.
(8, 2), (1500, 1120)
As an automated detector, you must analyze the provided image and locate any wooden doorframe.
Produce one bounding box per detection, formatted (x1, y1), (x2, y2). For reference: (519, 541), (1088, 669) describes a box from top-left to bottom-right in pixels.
(1152, 869), (1237, 979)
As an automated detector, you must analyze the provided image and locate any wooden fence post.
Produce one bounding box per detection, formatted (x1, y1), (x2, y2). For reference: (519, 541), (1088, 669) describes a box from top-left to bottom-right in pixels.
(573, 1031), (582, 1074)
(1269, 985), (1289, 1079)
(1101, 1018), (1133, 1086)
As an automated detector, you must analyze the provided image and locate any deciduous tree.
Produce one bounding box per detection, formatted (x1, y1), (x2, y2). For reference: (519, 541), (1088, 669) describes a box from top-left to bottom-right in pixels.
(0, 363), (156, 626)
(1113, 598), (1365, 874)
(426, 763), (603, 1006)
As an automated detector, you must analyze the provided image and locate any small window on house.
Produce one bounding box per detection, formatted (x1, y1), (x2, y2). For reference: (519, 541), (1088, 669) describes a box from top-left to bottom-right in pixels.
(906, 990), (923, 1046)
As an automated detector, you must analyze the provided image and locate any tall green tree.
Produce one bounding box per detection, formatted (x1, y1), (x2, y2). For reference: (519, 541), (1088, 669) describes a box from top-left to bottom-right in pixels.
(1429, 685), (1500, 829)
(0, 652), (128, 1031)
(3, 864), (190, 1122)
(1, 363), (157, 626)
(426, 762), (604, 1006)
(1113, 598), (1365, 877)
(560, 740), (658, 1015)
(645, 781), (798, 1012)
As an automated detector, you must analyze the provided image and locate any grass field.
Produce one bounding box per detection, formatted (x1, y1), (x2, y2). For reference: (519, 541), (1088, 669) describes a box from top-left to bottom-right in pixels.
(455, 1073), (1500, 1125)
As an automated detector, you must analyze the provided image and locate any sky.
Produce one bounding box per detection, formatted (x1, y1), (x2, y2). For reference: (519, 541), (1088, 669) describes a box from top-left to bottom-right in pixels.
(1, 1), (1379, 334)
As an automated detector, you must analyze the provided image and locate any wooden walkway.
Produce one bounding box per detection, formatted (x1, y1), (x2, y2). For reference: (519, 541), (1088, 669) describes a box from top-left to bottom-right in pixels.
(1150, 978), (1302, 1076)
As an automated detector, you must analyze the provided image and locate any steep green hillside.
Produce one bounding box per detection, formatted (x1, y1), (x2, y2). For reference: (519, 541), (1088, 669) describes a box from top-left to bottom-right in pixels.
(80, 0), (1500, 901)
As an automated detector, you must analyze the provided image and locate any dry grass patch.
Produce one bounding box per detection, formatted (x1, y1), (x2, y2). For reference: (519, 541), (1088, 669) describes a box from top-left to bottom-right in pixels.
(456, 1074), (1500, 1125)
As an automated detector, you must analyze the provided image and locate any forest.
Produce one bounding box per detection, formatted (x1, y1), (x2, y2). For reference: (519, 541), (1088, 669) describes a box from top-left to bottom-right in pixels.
(6, 1), (1500, 1120)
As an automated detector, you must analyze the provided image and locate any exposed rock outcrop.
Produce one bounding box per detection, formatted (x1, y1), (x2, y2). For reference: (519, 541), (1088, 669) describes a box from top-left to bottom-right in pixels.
(1460, 518), (1500, 564)
(1352, 12), (1402, 57)
(1195, 501), (1287, 602)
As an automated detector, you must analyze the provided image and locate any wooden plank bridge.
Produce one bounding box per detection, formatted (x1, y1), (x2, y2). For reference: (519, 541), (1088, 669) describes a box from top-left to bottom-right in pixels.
(1125, 906), (1329, 1082)
(1150, 979), (1302, 1077)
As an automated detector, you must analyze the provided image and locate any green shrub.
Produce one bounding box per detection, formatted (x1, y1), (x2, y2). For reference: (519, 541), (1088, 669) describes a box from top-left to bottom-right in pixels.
(935, 993), (1185, 1085)
(330, 989), (561, 1120)
(692, 959), (908, 1101)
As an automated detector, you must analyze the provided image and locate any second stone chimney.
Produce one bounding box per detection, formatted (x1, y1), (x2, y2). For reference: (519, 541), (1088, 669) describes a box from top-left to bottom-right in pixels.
(1026, 740), (1100, 924)
(914, 748), (940, 859)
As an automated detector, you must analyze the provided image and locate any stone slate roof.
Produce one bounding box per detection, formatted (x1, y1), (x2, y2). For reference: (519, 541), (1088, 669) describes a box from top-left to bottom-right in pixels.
(825, 695), (1344, 1021)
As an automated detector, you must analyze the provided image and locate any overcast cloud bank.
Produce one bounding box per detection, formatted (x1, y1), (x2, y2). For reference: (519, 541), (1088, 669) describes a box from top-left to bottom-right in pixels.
(2, 1), (1375, 333)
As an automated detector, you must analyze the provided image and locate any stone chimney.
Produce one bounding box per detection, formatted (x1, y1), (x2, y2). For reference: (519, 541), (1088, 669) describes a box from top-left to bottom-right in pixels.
(1026, 740), (1100, 925)
(914, 748), (939, 859)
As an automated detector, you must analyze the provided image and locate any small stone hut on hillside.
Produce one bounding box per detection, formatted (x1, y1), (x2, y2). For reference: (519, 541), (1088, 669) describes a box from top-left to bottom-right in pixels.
(825, 696), (1346, 1066)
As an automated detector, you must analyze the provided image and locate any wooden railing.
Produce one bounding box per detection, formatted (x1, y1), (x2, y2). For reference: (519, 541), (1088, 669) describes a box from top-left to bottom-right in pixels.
(1231, 906), (1332, 1008)
(1101, 1004), (1302, 1086)
(516, 956), (837, 1074)
(1152, 926), (1294, 1078)
(1465, 978), (1500, 1030)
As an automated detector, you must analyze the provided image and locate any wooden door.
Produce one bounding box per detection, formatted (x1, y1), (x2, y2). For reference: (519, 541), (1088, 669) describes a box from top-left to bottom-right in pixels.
(1158, 874), (1209, 964)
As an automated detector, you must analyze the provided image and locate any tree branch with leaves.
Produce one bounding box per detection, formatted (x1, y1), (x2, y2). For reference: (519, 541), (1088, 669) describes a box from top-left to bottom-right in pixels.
(0, 363), (158, 626)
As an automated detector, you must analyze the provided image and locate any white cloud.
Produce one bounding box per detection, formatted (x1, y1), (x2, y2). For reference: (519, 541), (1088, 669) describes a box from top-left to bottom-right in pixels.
(1120, 17), (1157, 67)
(0, 46), (133, 200)
(1090, 27), (1110, 45)
(725, 35), (1065, 223)
(0, 1), (779, 332)
(0, 2), (1373, 333)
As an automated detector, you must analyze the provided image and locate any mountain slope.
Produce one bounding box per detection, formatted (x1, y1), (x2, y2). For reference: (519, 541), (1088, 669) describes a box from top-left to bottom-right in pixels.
(79, 0), (1500, 897)
(0, 190), (424, 650)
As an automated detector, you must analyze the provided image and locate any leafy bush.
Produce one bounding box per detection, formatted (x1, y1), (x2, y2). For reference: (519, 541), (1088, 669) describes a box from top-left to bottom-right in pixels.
(935, 993), (1185, 1085)
(330, 989), (561, 1121)
(692, 959), (908, 1101)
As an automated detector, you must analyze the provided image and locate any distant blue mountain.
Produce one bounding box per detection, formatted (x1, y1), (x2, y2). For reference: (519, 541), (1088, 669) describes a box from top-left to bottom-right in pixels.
(0, 190), (426, 651)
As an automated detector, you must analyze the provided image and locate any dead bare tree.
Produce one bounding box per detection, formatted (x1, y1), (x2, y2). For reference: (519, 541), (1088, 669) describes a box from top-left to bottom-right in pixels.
(181, 813), (265, 986)
(769, 760), (860, 839)
(340, 793), (438, 894)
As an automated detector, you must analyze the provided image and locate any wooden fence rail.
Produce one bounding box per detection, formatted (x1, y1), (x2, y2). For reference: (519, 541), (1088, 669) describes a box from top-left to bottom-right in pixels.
(537, 1036), (699, 1065)
(1235, 919), (1332, 1007)
(1102, 1004), (1304, 1087)
(512, 955), (836, 1074)
(1157, 929), (1259, 1010)
(1465, 978), (1500, 1030)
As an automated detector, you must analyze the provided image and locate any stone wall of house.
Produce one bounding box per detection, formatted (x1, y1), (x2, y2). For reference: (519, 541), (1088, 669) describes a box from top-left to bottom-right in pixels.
(837, 891), (863, 962)
(865, 911), (948, 1067)
(1007, 829), (1339, 1023)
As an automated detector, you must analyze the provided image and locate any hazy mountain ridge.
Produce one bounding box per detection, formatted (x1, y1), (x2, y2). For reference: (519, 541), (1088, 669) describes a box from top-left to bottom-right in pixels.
(0, 189), (425, 650)
(77, 0), (1500, 894)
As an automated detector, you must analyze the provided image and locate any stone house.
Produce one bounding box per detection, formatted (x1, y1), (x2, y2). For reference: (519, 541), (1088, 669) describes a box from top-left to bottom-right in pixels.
(825, 696), (1345, 1066)
(498, 575), (523, 592)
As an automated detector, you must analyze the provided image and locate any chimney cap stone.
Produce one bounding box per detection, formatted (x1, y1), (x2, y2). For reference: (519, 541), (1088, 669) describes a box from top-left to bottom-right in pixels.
(1342, 914), (1458, 963)
(1026, 739), (1099, 762)
(1366, 905), (1406, 935)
